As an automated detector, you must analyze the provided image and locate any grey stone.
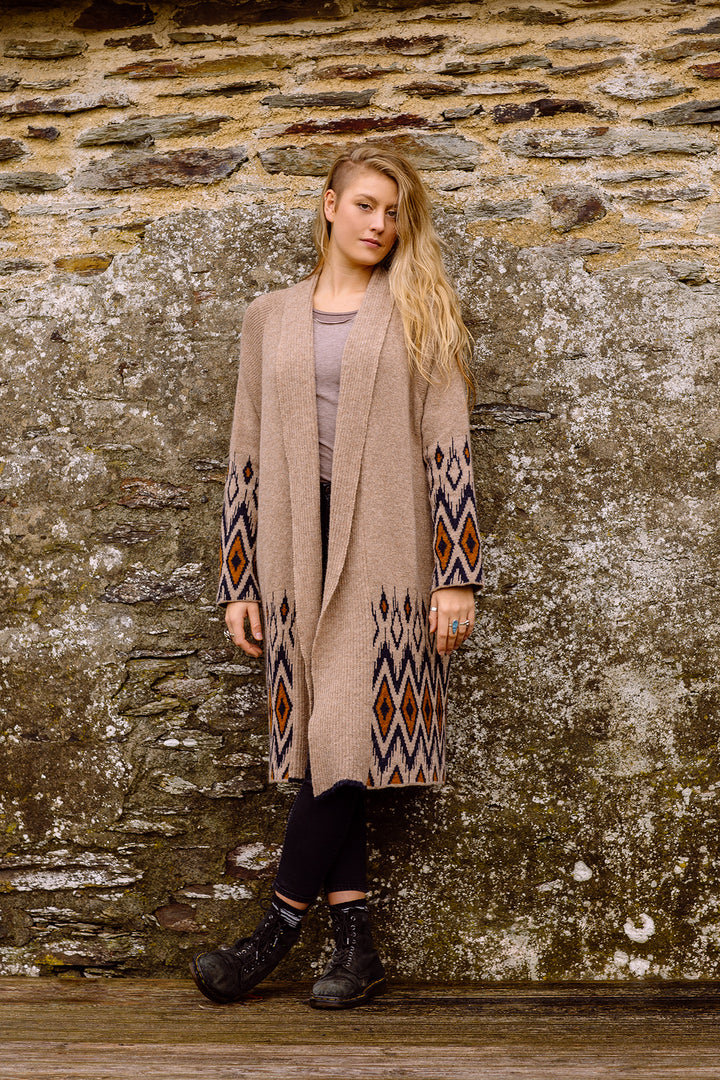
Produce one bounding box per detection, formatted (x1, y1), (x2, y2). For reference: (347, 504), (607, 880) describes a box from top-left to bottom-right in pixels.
(544, 184), (607, 232)
(104, 33), (161, 50)
(0, 852), (142, 891)
(19, 79), (75, 91)
(0, 93), (134, 117)
(158, 80), (278, 98)
(548, 58), (625, 77)
(260, 90), (375, 108)
(313, 63), (401, 80)
(105, 53), (293, 78)
(0, 207), (10, 228)
(642, 100), (720, 126)
(597, 169), (683, 184)
(465, 198), (534, 221)
(117, 478), (191, 508)
(442, 105), (483, 120)
(612, 186), (711, 204)
(472, 403), (556, 424)
(101, 524), (166, 544)
(597, 73), (692, 102)
(440, 55), (552, 76)
(461, 39), (531, 55)
(0, 138), (26, 161)
(0, 75), (19, 92)
(0, 259), (45, 274)
(546, 35), (625, 50)
(652, 38), (720, 62)
(102, 563), (206, 604)
(3, 39), (88, 59)
(696, 204), (720, 234)
(463, 80), (550, 96)
(0, 172), (68, 192)
(497, 5), (573, 23)
(77, 113), (232, 146)
(259, 132), (482, 175)
(75, 145), (248, 189)
(169, 31), (236, 43)
(499, 126), (717, 158)
(670, 16), (720, 35)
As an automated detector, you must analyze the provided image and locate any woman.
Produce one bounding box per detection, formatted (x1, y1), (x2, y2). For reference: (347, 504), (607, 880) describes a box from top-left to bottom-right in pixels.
(190, 141), (483, 1010)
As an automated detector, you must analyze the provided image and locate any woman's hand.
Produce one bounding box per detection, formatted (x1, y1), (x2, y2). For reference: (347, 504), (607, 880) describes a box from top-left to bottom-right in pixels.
(225, 600), (263, 658)
(429, 586), (475, 655)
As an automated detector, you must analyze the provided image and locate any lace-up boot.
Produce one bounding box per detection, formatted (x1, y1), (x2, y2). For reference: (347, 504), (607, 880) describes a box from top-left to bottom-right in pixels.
(189, 897), (303, 1004)
(309, 900), (386, 1009)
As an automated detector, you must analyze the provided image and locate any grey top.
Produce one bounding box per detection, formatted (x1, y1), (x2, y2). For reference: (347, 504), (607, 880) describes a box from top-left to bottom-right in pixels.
(313, 307), (358, 483)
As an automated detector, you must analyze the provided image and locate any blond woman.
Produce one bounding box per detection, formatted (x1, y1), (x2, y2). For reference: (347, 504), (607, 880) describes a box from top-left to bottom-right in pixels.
(190, 141), (482, 1009)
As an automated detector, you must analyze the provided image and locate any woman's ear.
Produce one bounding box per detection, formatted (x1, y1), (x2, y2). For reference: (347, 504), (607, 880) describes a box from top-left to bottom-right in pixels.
(324, 188), (337, 224)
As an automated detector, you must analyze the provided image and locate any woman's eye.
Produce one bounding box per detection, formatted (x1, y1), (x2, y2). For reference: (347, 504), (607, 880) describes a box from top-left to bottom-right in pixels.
(358, 202), (371, 210)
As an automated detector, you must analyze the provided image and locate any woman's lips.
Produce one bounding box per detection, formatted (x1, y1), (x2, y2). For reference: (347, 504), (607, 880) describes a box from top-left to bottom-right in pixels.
(361, 238), (381, 247)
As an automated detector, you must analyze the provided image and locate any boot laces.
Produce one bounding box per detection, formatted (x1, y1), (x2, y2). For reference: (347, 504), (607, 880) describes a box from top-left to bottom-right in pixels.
(331, 907), (358, 968)
(233, 901), (283, 963)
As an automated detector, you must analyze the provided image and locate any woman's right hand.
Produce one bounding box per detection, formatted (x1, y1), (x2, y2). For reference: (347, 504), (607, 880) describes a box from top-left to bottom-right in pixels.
(225, 600), (263, 658)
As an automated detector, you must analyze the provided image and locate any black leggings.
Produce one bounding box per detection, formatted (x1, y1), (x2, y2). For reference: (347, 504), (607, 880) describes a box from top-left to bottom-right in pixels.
(273, 479), (368, 905)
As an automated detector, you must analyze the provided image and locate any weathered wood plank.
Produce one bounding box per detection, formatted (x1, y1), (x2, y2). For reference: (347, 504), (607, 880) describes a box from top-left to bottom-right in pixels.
(1, 979), (720, 1079)
(4, 1042), (720, 1080)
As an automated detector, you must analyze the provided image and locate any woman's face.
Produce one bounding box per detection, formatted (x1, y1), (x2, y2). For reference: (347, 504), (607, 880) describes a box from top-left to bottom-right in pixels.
(323, 167), (399, 270)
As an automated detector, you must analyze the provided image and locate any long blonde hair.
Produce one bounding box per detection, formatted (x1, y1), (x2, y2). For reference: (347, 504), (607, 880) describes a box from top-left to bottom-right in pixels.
(311, 141), (476, 409)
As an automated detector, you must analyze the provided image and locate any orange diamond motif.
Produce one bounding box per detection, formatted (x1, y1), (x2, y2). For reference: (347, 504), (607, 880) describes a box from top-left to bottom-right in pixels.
(373, 676), (395, 739)
(434, 519), (451, 572)
(422, 685), (433, 738)
(401, 681), (418, 739)
(390, 766), (403, 785)
(274, 677), (291, 736)
(460, 514), (480, 569)
(228, 534), (247, 586)
(436, 684), (444, 736)
(416, 766), (426, 783)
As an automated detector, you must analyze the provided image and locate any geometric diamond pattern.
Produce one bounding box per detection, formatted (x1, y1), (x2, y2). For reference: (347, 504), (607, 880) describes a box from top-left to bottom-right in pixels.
(369, 586), (450, 788)
(424, 435), (483, 592)
(217, 451), (261, 603)
(265, 590), (295, 781)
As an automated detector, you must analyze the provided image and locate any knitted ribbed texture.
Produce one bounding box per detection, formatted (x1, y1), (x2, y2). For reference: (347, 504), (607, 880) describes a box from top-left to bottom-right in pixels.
(217, 267), (483, 796)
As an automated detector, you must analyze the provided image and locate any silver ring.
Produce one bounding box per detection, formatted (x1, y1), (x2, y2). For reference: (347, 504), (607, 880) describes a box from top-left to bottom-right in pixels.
(430, 606), (438, 611)
(460, 620), (470, 626)
(223, 629), (233, 641)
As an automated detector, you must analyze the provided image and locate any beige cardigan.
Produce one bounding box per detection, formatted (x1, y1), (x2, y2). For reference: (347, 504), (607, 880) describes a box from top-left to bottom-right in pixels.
(217, 266), (483, 796)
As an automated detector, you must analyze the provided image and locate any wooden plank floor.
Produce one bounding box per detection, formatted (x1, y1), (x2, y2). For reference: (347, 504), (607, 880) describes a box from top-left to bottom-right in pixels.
(1, 977), (720, 1079)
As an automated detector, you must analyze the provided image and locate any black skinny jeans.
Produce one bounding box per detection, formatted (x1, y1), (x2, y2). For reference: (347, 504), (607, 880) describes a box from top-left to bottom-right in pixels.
(273, 479), (368, 906)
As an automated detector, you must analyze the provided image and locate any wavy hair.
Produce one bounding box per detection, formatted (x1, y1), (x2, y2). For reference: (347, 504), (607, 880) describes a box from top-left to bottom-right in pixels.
(311, 141), (476, 409)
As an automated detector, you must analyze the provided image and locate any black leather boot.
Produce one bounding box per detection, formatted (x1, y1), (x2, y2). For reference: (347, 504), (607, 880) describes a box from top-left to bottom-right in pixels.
(189, 898), (302, 1004)
(309, 902), (387, 1010)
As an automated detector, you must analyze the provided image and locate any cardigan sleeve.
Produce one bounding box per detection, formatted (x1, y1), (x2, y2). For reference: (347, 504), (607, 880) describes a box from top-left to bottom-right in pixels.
(421, 361), (483, 594)
(216, 298), (265, 606)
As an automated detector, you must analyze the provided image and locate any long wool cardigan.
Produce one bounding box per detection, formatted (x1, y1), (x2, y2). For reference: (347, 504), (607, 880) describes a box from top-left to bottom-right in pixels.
(217, 266), (483, 797)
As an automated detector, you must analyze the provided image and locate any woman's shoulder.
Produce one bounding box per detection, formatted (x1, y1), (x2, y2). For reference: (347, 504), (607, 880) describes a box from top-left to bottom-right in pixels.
(243, 274), (316, 326)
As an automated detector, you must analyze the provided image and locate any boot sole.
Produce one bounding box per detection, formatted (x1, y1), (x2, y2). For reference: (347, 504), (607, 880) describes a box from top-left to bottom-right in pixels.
(308, 975), (387, 1010)
(188, 958), (242, 1005)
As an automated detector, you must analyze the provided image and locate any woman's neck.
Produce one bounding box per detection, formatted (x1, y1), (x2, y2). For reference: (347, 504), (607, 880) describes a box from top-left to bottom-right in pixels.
(313, 260), (374, 313)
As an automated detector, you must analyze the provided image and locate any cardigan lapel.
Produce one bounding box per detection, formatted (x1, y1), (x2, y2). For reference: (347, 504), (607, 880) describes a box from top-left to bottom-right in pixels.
(320, 266), (394, 616)
(275, 274), (323, 682)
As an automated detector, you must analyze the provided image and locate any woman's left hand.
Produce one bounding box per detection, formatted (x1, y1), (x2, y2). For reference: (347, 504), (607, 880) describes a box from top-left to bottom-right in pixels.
(429, 586), (475, 655)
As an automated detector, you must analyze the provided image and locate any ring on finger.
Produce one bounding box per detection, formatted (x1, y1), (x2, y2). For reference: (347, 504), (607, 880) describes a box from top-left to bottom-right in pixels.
(223, 629), (234, 641)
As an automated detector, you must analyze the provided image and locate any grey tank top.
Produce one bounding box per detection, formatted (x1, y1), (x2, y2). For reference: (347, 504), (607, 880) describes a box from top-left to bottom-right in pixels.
(312, 307), (358, 483)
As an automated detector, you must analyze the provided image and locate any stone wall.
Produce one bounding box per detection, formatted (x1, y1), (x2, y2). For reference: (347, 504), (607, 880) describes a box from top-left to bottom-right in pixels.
(2, 0), (720, 982)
